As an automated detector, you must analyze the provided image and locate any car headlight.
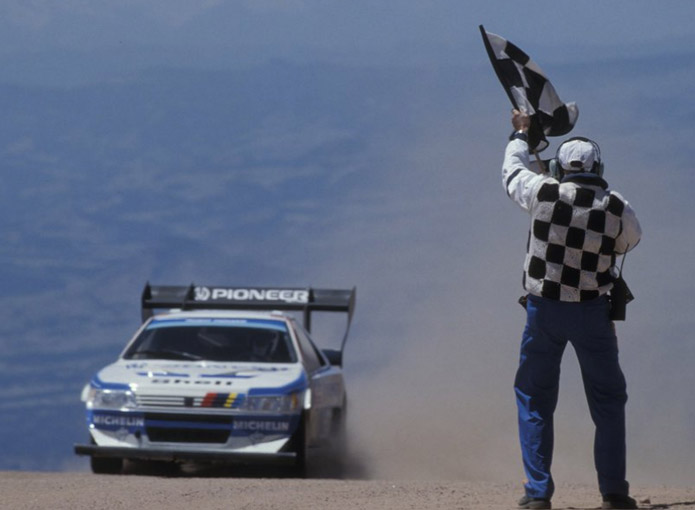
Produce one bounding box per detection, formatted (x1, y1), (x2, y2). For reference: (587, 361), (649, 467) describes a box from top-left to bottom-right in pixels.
(243, 392), (302, 413)
(87, 388), (137, 410)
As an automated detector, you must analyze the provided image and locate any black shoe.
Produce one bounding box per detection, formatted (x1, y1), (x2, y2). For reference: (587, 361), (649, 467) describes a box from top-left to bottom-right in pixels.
(602, 494), (638, 509)
(518, 495), (552, 509)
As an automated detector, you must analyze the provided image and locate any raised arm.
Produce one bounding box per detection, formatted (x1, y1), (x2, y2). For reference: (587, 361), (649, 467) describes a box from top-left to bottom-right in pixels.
(502, 110), (549, 212)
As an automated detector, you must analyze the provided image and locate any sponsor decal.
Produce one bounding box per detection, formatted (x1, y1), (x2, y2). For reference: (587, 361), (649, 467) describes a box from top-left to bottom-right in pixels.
(194, 286), (211, 301)
(194, 286), (309, 304)
(230, 415), (300, 438)
(232, 419), (291, 433)
(201, 392), (244, 409)
(90, 411), (144, 431)
(136, 371), (190, 378)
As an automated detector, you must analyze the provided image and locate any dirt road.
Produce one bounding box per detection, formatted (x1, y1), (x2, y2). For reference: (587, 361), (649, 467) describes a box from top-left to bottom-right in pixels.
(1, 471), (693, 510)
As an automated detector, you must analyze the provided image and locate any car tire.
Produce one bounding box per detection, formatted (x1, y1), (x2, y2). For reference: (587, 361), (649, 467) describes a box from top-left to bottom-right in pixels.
(323, 395), (349, 477)
(88, 437), (123, 474)
(332, 395), (348, 456)
(90, 455), (123, 475)
(292, 412), (309, 476)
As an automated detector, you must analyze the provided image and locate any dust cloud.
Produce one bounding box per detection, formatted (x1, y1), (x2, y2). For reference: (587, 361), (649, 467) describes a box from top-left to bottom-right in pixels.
(305, 117), (695, 488)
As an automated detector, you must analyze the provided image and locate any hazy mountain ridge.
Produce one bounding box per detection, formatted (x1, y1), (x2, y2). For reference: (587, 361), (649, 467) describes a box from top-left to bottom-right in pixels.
(2, 52), (694, 475)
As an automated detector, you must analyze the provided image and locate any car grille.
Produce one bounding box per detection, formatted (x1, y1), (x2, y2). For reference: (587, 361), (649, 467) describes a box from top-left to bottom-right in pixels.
(144, 413), (232, 444)
(136, 392), (245, 409)
(137, 395), (186, 407)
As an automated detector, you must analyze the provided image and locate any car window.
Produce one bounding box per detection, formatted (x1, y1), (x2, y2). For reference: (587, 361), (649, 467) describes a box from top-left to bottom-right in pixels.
(292, 323), (327, 373)
(123, 319), (297, 363)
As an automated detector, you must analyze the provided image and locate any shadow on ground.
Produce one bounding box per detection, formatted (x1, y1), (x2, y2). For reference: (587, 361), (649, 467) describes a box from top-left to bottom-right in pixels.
(120, 450), (368, 479)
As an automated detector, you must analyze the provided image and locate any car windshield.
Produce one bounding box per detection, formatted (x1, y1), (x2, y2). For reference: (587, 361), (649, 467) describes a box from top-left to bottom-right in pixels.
(123, 318), (297, 363)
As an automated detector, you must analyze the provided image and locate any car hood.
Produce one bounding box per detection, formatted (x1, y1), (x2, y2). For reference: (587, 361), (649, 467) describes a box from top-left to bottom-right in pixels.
(92, 360), (307, 395)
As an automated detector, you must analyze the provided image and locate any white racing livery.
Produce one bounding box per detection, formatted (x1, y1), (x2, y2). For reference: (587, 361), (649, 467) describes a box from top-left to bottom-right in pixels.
(74, 284), (355, 474)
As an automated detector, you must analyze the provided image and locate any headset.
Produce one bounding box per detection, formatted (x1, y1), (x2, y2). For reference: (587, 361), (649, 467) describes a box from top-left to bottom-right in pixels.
(549, 136), (604, 180)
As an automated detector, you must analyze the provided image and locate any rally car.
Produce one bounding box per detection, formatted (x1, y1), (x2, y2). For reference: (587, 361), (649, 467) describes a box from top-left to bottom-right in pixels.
(74, 283), (355, 474)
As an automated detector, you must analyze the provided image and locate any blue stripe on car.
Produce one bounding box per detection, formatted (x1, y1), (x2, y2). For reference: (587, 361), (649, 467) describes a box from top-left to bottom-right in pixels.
(146, 318), (288, 331)
(90, 375), (131, 391)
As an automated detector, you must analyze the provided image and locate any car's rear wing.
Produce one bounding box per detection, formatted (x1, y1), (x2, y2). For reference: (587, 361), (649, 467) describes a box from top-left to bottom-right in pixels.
(141, 283), (356, 362)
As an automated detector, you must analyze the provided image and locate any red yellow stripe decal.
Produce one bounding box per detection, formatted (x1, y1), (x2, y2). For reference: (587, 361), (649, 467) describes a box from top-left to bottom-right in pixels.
(201, 392), (239, 408)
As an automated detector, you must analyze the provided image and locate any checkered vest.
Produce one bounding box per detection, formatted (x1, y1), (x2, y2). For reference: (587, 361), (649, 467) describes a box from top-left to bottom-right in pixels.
(523, 178), (626, 302)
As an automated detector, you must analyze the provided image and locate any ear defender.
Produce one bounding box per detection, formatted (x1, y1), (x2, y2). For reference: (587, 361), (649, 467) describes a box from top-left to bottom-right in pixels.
(549, 158), (563, 180)
(595, 159), (604, 177)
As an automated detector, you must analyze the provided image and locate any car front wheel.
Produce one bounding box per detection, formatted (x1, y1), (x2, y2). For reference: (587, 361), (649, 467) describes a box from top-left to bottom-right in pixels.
(292, 412), (309, 476)
(90, 455), (123, 474)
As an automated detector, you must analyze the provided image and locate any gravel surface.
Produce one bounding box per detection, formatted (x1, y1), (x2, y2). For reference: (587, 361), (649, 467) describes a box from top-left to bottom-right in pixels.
(1, 471), (694, 510)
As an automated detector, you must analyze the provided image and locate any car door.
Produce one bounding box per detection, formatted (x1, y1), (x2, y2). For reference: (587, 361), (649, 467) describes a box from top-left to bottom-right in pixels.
(292, 323), (345, 446)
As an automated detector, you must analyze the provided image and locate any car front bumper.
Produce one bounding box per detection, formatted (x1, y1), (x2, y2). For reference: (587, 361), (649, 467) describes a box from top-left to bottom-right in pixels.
(73, 443), (297, 466)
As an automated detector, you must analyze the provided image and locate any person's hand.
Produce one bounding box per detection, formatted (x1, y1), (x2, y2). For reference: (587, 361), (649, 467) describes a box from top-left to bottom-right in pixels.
(512, 109), (530, 133)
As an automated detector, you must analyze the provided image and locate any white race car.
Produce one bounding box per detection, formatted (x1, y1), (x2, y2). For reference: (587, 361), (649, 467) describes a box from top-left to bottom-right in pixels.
(74, 284), (355, 474)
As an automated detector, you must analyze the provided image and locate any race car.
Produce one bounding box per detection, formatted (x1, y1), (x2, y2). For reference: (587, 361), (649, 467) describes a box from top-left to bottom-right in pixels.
(74, 283), (355, 474)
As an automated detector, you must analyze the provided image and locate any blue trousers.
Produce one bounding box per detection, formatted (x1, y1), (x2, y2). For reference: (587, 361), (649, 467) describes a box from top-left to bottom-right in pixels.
(515, 295), (629, 499)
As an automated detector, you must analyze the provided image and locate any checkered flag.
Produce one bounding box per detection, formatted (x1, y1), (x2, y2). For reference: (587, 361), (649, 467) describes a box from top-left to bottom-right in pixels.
(480, 25), (579, 152)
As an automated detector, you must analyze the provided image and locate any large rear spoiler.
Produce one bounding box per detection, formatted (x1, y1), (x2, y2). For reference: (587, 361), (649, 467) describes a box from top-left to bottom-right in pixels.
(141, 283), (356, 362)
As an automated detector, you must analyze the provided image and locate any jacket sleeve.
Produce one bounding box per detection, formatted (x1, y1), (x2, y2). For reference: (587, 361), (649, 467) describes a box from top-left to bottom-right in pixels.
(615, 197), (642, 254)
(502, 138), (549, 212)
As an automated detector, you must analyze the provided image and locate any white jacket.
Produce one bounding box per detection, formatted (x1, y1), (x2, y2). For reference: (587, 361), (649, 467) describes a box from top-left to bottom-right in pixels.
(503, 138), (641, 302)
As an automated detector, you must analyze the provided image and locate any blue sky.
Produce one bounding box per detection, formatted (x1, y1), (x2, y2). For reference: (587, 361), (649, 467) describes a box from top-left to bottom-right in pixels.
(2, 1), (695, 82)
(1, 0), (695, 485)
